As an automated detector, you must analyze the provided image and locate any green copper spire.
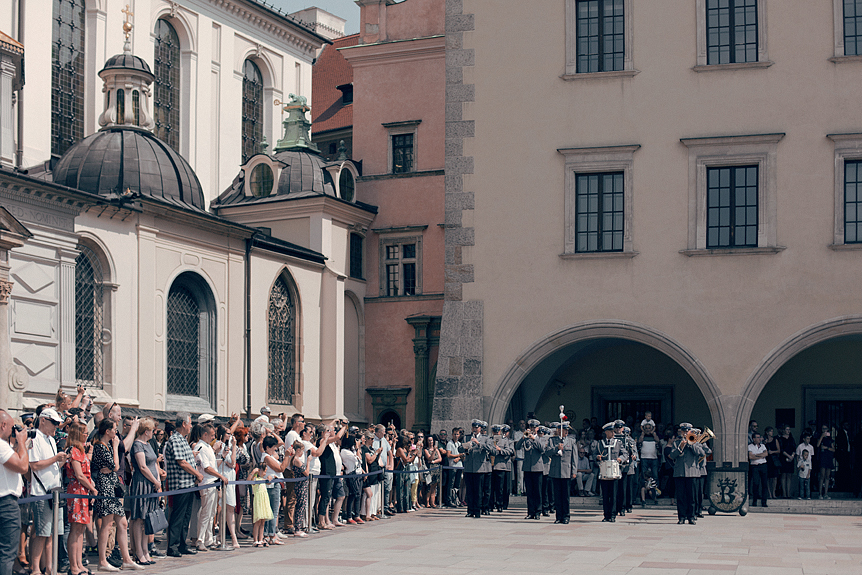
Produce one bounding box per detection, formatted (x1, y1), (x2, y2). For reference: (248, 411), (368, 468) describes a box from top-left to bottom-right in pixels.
(274, 93), (319, 153)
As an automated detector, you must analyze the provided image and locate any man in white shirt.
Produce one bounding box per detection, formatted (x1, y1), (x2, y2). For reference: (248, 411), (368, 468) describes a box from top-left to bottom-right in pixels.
(748, 432), (768, 508)
(193, 423), (225, 551)
(445, 428), (464, 507)
(0, 411), (28, 575)
(28, 408), (66, 575)
(795, 433), (814, 462)
(372, 425), (393, 517)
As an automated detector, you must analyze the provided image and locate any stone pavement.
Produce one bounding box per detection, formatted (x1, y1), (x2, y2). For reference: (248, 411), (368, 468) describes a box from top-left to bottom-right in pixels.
(137, 505), (862, 575)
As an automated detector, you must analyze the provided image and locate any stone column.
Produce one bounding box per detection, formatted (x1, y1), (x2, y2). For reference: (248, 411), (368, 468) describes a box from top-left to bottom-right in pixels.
(0, 208), (31, 411)
(0, 56), (15, 167)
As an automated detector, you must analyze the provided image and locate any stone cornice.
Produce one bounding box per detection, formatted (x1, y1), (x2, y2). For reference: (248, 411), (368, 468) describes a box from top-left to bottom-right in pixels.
(217, 195), (377, 229)
(0, 174), (101, 217)
(340, 35), (445, 68)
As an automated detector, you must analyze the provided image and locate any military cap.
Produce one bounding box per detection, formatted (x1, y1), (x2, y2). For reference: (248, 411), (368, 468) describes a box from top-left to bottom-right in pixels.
(491, 424), (502, 433)
(602, 422), (615, 431)
(692, 428), (701, 434)
(679, 422), (693, 430)
(502, 424), (511, 432)
(479, 421), (488, 429)
(624, 426), (631, 434)
(471, 419), (482, 427)
(614, 420), (625, 428)
(550, 422), (561, 429)
(527, 419), (541, 427)
(561, 421), (571, 430)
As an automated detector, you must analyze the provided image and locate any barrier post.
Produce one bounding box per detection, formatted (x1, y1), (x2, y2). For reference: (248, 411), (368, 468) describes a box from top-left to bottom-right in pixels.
(51, 489), (60, 575)
(219, 481), (227, 550)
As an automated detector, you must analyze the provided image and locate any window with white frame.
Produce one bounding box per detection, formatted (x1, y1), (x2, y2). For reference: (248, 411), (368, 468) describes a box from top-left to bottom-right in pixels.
(680, 133), (784, 254)
(379, 235), (422, 296)
(695, 0), (770, 69)
(833, 0), (862, 59)
(827, 133), (862, 247)
(383, 120), (420, 174)
(564, 0), (635, 78)
(558, 145), (639, 257)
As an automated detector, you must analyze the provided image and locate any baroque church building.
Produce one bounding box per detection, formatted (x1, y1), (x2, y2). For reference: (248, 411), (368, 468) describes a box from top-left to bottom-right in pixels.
(0, 0), (370, 422)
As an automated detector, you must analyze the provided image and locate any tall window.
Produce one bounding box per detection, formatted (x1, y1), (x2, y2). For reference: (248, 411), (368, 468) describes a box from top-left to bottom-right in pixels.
(576, 0), (625, 73)
(242, 60), (264, 164)
(167, 273), (215, 407)
(392, 134), (414, 173)
(384, 242), (417, 296)
(75, 245), (104, 388)
(52, 0), (86, 157)
(153, 19), (181, 150)
(349, 233), (364, 279)
(845, 160), (862, 243)
(706, 0), (758, 65)
(268, 275), (296, 403)
(845, 1), (862, 56)
(575, 172), (624, 252)
(706, 166), (758, 248)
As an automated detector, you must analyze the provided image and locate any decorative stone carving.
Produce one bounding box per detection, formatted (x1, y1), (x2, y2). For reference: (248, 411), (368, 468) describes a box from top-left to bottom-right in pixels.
(8, 363), (27, 391)
(0, 279), (11, 303)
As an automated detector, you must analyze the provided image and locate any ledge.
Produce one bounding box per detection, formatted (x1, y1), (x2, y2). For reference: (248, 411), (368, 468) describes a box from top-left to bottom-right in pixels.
(679, 246), (786, 257)
(828, 243), (862, 251)
(829, 55), (862, 64)
(692, 61), (774, 72)
(357, 169), (443, 182)
(559, 251), (638, 260)
(364, 293), (444, 303)
(560, 69), (640, 81)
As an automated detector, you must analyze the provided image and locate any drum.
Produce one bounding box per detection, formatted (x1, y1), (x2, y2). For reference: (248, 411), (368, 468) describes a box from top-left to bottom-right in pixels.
(599, 459), (621, 480)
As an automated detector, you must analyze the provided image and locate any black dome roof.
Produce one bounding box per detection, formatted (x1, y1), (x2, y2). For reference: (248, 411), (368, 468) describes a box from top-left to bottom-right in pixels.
(53, 127), (205, 211)
(272, 149), (335, 197)
(101, 53), (154, 79)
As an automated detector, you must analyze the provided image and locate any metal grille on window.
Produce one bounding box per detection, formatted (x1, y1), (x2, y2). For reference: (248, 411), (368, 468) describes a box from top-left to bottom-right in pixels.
(350, 233), (364, 279)
(706, 0), (758, 65)
(845, 160), (862, 243)
(706, 165), (758, 248)
(52, 0), (85, 157)
(268, 276), (295, 403)
(576, 0), (624, 73)
(845, 0), (862, 56)
(242, 60), (264, 164)
(154, 19), (181, 150)
(575, 172), (624, 252)
(392, 134), (414, 173)
(75, 245), (103, 388)
(167, 285), (200, 396)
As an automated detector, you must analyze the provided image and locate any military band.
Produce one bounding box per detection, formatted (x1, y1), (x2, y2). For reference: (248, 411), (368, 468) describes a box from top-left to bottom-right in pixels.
(491, 425), (515, 512)
(516, 419), (544, 519)
(546, 421), (577, 523)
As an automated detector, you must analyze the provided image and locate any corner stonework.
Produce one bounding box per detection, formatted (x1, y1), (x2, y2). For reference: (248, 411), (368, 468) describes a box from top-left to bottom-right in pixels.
(432, 0), (484, 434)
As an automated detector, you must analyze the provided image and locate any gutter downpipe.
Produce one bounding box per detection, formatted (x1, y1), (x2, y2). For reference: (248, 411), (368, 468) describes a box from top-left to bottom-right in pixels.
(15, 0), (24, 168)
(245, 236), (253, 421)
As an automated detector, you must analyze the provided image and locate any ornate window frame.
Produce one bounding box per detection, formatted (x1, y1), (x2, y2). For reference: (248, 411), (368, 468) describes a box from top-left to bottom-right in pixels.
(557, 145), (639, 258)
(827, 133), (862, 249)
(375, 227), (426, 297)
(694, 0), (772, 71)
(832, 0), (862, 61)
(267, 272), (299, 405)
(680, 133), (784, 255)
(563, 0), (637, 80)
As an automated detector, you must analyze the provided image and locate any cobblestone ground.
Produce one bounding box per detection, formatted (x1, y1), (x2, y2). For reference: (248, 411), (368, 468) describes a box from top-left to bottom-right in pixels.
(135, 505), (862, 575)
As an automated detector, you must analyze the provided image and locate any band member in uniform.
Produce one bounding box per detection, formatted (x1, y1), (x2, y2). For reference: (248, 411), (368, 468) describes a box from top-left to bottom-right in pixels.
(547, 422), (577, 524)
(501, 425), (513, 509)
(490, 425), (514, 512)
(477, 421), (493, 515)
(694, 428), (711, 519)
(613, 421), (627, 517)
(516, 419), (543, 520)
(538, 426), (553, 517)
(667, 422), (705, 525)
(594, 422), (628, 522)
(624, 426), (638, 513)
(459, 420), (490, 518)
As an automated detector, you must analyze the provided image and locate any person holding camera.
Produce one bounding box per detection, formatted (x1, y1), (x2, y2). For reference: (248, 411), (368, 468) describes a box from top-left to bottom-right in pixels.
(0, 411), (28, 575)
(28, 407), (67, 575)
(817, 425), (836, 499)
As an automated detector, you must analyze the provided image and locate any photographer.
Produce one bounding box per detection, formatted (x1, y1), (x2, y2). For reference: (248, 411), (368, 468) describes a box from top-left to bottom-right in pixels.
(0, 410), (28, 575)
(28, 408), (67, 575)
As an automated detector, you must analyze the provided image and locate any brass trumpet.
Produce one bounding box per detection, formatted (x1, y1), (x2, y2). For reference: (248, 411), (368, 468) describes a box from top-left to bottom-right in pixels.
(686, 427), (715, 445)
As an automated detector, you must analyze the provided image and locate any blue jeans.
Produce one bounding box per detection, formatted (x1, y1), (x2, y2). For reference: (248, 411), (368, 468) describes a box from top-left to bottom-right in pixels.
(265, 483), (281, 536)
(641, 458), (659, 484)
(0, 496), (21, 575)
(797, 477), (810, 499)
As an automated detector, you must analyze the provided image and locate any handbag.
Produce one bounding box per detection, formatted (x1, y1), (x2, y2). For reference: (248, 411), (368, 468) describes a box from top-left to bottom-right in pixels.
(145, 507), (168, 535)
(114, 482), (125, 498)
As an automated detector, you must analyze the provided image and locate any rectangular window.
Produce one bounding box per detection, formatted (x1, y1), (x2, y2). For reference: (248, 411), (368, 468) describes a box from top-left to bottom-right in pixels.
(575, 172), (624, 252)
(392, 134), (414, 173)
(845, 160), (862, 243)
(576, 0), (625, 73)
(383, 242), (418, 296)
(706, 166), (758, 248)
(845, 0), (862, 55)
(706, 0), (758, 65)
(349, 233), (364, 279)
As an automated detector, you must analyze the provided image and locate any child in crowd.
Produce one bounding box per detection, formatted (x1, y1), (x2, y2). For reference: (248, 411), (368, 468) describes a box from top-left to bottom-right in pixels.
(797, 449), (812, 500)
(640, 411), (655, 429)
(250, 463), (273, 547)
(640, 468), (660, 507)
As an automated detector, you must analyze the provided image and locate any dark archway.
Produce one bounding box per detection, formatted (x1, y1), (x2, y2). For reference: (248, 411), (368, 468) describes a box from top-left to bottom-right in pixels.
(379, 410), (401, 429)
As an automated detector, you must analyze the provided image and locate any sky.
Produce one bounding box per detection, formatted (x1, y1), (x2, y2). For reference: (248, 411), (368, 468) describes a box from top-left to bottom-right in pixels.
(273, 0), (361, 35)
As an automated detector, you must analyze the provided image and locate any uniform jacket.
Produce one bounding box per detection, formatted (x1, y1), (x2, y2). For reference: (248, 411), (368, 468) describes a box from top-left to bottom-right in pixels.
(539, 436), (551, 475)
(625, 436), (638, 475)
(667, 438), (705, 478)
(490, 435), (515, 472)
(459, 433), (491, 473)
(592, 437), (628, 478)
(698, 444), (712, 476)
(546, 435), (578, 479)
(515, 434), (545, 472)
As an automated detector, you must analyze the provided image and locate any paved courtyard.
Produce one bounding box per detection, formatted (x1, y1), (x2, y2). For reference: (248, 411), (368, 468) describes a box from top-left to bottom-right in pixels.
(137, 504), (862, 575)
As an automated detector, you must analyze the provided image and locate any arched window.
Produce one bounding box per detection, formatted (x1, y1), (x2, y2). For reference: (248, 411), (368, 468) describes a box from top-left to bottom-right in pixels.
(52, 0), (86, 157)
(268, 274), (296, 403)
(153, 19), (181, 150)
(167, 273), (216, 409)
(242, 59), (264, 164)
(75, 245), (104, 387)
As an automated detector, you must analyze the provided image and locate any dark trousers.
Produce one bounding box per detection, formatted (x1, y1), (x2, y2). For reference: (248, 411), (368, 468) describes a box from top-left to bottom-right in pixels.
(624, 473), (635, 508)
(749, 464), (768, 505)
(491, 470), (508, 510)
(600, 479), (617, 520)
(552, 478), (570, 521)
(512, 460), (520, 494)
(502, 471), (510, 508)
(615, 473), (626, 513)
(446, 468), (462, 506)
(480, 472), (492, 512)
(0, 495), (20, 575)
(541, 473), (553, 512)
(524, 471), (542, 517)
(464, 472), (481, 516)
(168, 491), (194, 553)
(441, 468), (451, 504)
(674, 476), (695, 520)
(694, 475), (705, 515)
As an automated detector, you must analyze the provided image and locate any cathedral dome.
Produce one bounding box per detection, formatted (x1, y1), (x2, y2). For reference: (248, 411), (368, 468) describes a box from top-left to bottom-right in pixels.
(100, 52), (154, 79)
(52, 127), (206, 211)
